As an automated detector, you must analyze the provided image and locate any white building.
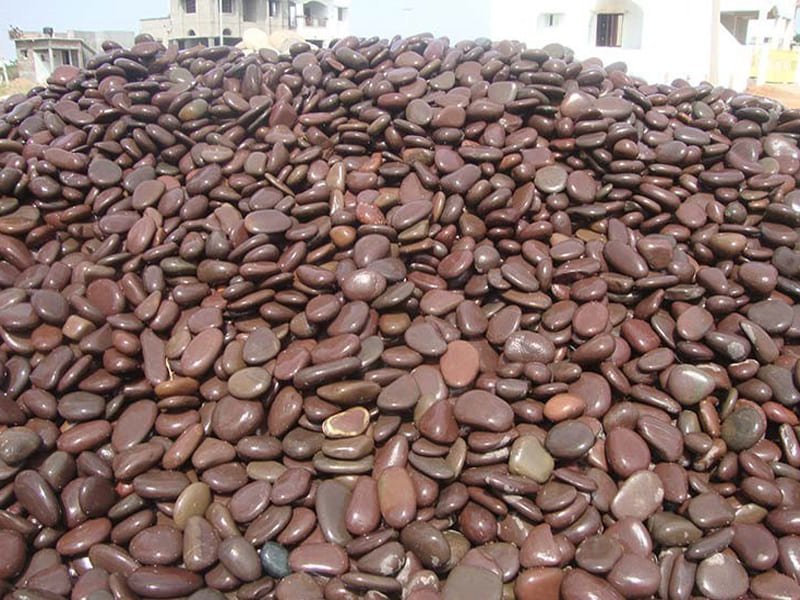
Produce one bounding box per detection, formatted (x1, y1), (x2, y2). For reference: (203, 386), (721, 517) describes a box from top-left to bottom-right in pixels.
(140, 0), (350, 49)
(491, 0), (796, 89)
(350, 0), (797, 90)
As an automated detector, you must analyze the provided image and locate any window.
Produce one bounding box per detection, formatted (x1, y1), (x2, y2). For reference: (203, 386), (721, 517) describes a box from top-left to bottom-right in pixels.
(185, 0), (196, 13)
(221, 0), (233, 12)
(269, 0), (278, 17)
(539, 13), (562, 28)
(338, 7), (348, 21)
(596, 13), (623, 47)
(187, 29), (196, 36)
(243, 0), (257, 21)
(20, 49), (28, 58)
(62, 50), (71, 65)
(288, 2), (297, 28)
(223, 28), (232, 35)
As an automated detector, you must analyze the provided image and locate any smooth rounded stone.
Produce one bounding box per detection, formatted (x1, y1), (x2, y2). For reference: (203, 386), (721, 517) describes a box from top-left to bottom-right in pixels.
(544, 420), (595, 459)
(127, 566), (203, 598)
(173, 482), (212, 529)
(288, 542), (348, 576)
(675, 305), (714, 341)
(0, 529), (26, 579)
(721, 406), (765, 451)
(666, 364), (715, 405)
(607, 553), (660, 598)
(606, 428), (650, 478)
(648, 512), (702, 546)
(405, 321), (447, 357)
(406, 98), (433, 125)
(759, 365), (800, 406)
(454, 390), (514, 432)
(695, 551), (749, 600)
(575, 535), (623, 574)
(211, 396), (264, 442)
(400, 520), (451, 570)
(322, 406), (370, 438)
(219, 536), (262, 581)
(611, 471), (664, 520)
(0, 427), (41, 463)
(112, 399), (158, 451)
(440, 340), (480, 388)
(355, 540), (404, 576)
(261, 542), (291, 578)
(534, 165), (568, 194)
(31, 290), (69, 324)
(731, 522), (779, 571)
(750, 571), (800, 600)
(56, 518), (112, 555)
(749, 299), (794, 334)
(560, 569), (624, 600)
(378, 466), (417, 529)
(179, 328), (223, 377)
(88, 159), (122, 187)
(79, 475), (117, 517)
(443, 565), (503, 600)
(14, 469), (61, 527)
(508, 435), (554, 483)
(316, 479), (352, 545)
(504, 331), (555, 364)
(129, 525), (183, 565)
(183, 516), (219, 571)
(515, 567), (563, 600)
(228, 367), (271, 399)
(687, 492), (734, 529)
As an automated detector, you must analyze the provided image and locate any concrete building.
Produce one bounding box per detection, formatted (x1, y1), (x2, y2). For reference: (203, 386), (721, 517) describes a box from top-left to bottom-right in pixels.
(140, 0), (350, 49)
(350, 0), (797, 90)
(9, 28), (135, 84)
(489, 0), (797, 89)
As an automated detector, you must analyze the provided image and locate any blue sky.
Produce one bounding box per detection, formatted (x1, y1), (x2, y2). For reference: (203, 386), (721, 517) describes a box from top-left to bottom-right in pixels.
(0, 0), (169, 60)
(0, 0), (490, 63)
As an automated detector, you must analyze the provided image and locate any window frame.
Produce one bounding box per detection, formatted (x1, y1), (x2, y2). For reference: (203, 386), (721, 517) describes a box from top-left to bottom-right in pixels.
(596, 12), (623, 47)
(221, 0), (233, 13)
(541, 13), (562, 28)
(185, 0), (197, 14)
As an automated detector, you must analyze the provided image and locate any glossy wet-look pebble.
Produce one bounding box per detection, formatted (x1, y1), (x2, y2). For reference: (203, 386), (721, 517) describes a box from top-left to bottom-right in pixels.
(0, 31), (799, 600)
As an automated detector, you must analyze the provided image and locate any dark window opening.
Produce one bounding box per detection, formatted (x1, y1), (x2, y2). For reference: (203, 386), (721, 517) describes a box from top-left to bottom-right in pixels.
(288, 2), (297, 28)
(223, 28), (232, 35)
(185, 0), (197, 14)
(243, 0), (257, 21)
(596, 13), (623, 47)
(269, 0), (278, 17)
(338, 6), (347, 20)
(187, 29), (196, 36)
(221, 0), (233, 12)
(62, 50), (71, 65)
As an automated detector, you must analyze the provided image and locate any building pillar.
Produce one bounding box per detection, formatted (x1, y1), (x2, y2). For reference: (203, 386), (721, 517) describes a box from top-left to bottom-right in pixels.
(47, 44), (54, 78)
(709, 0), (720, 84)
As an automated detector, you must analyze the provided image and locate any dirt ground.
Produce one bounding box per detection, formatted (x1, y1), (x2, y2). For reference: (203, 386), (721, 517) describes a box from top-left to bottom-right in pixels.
(0, 78), (36, 100)
(746, 83), (800, 109)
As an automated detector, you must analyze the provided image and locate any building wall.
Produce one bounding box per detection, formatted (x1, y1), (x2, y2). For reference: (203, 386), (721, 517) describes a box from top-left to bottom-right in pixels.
(140, 0), (350, 48)
(491, 0), (716, 84)
(14, 38), (89, 83)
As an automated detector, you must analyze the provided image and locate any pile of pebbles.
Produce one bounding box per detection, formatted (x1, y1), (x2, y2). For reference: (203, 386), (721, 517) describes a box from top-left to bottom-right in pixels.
(2, 32), (800, 600)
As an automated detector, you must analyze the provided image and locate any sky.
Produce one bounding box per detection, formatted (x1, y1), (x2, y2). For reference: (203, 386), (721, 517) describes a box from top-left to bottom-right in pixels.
(0, 0), (493, 62)
(0, 0), (169, 60)
(349, 0), (487, 42)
